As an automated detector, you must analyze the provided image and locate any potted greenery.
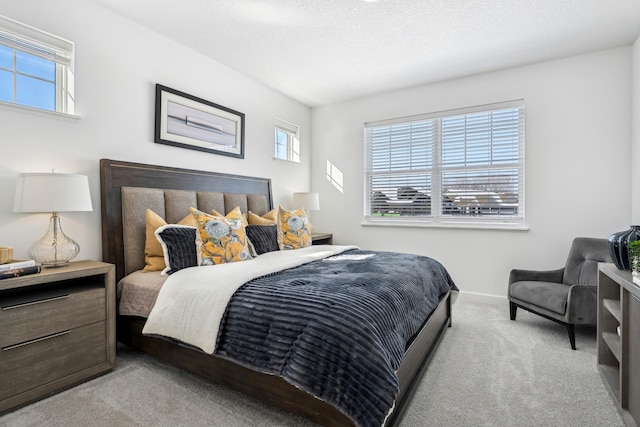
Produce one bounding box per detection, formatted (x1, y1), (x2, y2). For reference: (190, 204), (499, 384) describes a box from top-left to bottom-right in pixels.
(628, 240), (640, 279)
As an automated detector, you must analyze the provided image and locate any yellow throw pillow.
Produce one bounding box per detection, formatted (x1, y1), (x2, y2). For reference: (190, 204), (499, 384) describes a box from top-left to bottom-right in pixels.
(191, 206), (252, 265)
(248, 209), (277, 225)
(277, 206), (312, 250)
(144, 209), (197, 272)
(212, 209), (248, 226)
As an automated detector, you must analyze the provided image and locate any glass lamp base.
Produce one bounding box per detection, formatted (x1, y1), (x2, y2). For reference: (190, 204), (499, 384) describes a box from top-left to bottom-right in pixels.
(29, 213), (80, 268)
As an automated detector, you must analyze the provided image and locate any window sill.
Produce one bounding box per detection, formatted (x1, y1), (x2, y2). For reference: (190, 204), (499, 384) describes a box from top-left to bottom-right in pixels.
(0, 101), (81, 121)
(361, 218), (529, 231)
(272, 157), (300, 165)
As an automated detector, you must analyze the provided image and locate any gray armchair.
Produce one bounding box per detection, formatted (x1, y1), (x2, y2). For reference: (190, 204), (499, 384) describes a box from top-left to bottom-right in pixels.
(508, 237), (612, 350)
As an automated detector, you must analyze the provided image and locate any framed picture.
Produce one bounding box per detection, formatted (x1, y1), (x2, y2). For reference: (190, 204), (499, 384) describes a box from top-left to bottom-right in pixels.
(155, 84), (245, 158)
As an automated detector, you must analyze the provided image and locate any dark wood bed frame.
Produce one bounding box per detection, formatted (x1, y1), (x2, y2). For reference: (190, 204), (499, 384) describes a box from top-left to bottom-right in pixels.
(100, 158), (452, 426)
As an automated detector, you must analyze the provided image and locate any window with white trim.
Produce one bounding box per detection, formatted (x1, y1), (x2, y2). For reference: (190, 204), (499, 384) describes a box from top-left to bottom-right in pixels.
(364, 100), (525, 228)
(0, 15), (74, 114)
(274, 118), (300, 163)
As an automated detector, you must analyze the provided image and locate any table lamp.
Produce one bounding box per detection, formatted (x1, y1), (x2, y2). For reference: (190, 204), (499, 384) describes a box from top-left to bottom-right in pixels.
(292, 192), (320, 211)
(13, 172), (93, 267)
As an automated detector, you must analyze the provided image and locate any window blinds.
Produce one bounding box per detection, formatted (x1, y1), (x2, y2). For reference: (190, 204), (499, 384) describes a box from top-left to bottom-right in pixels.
(364, 100), (525, 227)
(0, 15), (73, 67)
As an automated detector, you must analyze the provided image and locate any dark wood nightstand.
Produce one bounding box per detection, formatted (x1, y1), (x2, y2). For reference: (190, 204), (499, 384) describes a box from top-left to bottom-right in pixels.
(0, 260), (116, 415)
(311, 232), (333, 245)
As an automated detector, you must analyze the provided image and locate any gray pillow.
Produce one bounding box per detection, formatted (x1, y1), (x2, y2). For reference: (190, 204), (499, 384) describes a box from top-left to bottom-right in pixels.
(246, 225), (279, 255)
(155, 225), (198, 275)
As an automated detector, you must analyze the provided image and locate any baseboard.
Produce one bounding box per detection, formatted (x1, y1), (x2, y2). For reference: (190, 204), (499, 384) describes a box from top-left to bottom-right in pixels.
(457, 290), (506, 305)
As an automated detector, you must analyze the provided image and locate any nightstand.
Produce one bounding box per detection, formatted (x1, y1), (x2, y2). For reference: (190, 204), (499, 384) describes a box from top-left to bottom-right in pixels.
(0, 260), (115, 415)
(311, 232), (333, 245)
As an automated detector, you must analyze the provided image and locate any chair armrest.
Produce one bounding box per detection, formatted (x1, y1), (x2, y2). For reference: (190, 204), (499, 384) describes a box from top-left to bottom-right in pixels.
(565, 284), (597, 324)
(508, 267), (564, 285)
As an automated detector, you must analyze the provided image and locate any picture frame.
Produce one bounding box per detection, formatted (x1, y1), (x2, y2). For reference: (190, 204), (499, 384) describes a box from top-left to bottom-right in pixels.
(154, 84), (245, 158)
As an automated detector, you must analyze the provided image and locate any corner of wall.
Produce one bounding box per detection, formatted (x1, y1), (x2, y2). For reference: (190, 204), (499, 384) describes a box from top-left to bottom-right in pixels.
(631, 35), (640, 223)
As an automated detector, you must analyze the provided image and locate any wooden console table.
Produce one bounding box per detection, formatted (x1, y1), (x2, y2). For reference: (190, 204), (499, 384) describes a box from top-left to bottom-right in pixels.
(597, 263), (640, 427)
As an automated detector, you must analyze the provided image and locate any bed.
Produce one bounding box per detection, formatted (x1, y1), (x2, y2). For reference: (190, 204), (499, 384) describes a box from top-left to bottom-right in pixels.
(100, 158), (456, 427)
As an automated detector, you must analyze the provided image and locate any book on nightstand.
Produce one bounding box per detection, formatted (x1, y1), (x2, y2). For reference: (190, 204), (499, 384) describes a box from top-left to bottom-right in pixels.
(0, 259), (37, 271)
(0, 264), (41, 280)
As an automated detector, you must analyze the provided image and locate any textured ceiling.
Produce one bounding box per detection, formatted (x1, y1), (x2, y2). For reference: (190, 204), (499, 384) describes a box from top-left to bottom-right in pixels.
(91, 0), (640, 107)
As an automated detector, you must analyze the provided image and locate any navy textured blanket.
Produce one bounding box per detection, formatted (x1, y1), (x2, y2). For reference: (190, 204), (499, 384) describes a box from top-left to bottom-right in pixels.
(215, 249), (457, 427)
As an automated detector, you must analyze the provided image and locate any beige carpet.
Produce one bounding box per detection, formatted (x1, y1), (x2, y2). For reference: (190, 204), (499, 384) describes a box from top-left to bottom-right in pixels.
(0, 294), (624, 426)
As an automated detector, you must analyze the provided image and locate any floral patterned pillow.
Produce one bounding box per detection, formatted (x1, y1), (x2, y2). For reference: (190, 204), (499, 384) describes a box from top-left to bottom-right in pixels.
(190, 206), (252, 265)
(277, 206), (312, 250)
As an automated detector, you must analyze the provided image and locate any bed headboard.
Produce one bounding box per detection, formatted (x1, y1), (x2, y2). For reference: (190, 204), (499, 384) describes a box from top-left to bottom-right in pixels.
(100, 159), (273, 282)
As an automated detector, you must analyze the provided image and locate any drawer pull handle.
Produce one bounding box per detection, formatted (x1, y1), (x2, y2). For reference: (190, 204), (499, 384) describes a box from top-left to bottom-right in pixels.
(3, 330), (71, 351)
(2, 294), (70, 310)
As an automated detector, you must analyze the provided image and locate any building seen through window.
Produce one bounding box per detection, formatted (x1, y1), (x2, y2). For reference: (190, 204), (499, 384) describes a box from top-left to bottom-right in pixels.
(364, 100), (525, 228)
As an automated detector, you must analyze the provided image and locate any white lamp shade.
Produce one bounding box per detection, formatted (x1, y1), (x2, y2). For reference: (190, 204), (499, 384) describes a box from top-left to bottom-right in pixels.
(14, 173), (93, 213)
(292, 192), (320, 211)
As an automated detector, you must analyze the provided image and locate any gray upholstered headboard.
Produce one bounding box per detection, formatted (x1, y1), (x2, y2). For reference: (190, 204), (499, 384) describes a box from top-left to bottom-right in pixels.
(100, 159), (273, 282)
(120, 187), (269, 276)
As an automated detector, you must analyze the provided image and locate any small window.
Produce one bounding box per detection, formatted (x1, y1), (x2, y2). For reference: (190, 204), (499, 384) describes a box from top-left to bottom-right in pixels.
(0, 15), (74, 114)
(274, 118), (300, 163)
(364, 100), (525, 229)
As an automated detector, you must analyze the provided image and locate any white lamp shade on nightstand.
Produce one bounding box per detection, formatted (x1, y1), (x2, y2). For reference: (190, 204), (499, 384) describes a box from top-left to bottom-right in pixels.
(14, 173), (93, 213)
(14, 173), (93, 267)
(292, 192), (320, 211)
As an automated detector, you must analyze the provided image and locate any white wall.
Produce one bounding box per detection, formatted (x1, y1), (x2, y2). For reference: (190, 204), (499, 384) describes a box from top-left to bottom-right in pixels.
(0, 0), (311, 261)
(311, 48), (633, 297)
(632, 36), (640, 223)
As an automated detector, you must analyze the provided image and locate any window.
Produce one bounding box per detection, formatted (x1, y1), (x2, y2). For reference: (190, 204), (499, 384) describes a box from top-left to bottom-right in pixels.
(274, 118), (300, 163)
(364, 100), (525, 228)
(0, 15), (74, 114)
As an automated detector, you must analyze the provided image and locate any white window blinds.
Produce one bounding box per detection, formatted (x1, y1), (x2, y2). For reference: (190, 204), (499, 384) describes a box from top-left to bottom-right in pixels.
(364, 100), (525, 228)
(0, 15), (73, 66)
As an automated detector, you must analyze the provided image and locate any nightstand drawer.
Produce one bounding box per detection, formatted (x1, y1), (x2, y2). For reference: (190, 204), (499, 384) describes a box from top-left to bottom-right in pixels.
(0, 321), (107, 400)
(0, 285), (105, 348)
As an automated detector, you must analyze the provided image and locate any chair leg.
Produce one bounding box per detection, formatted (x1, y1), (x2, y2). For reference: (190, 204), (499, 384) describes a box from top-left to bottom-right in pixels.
(566, 324), (576, 350)
(509, 301), (517, 320)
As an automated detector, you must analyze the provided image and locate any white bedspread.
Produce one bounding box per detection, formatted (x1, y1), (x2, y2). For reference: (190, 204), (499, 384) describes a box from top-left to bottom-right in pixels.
(142, 245), (358, 354)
